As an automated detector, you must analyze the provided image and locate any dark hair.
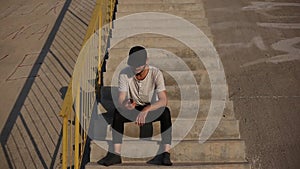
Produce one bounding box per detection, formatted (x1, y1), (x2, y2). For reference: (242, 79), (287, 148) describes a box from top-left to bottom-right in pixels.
(127, 46), (147, 67)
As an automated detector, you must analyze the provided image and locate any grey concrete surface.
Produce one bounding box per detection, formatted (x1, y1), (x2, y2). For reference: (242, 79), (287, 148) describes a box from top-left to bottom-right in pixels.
(203, 0), (300, 168)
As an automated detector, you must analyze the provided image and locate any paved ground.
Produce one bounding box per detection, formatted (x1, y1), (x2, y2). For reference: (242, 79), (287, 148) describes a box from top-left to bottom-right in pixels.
(0, 0), (299, 169)
(203, 0), (300, 169)
(0, 0), (95, 168)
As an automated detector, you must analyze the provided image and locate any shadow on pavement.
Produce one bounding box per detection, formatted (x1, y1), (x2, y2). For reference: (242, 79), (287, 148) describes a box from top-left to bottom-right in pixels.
(0, 0), (96, 168)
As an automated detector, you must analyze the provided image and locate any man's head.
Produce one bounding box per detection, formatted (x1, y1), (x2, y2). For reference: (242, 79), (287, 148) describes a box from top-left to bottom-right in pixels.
(127, 46), (148, 75)
(127, 46), (147, 68)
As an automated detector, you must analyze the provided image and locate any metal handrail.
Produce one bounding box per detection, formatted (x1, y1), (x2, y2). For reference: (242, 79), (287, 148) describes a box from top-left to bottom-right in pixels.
(59, 0), (115, 168)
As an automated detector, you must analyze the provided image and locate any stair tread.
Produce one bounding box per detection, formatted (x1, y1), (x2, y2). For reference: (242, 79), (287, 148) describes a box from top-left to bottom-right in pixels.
(118, 0), (202, 4)
(86, 162), (251, 169)
(90, 139), (247, 162)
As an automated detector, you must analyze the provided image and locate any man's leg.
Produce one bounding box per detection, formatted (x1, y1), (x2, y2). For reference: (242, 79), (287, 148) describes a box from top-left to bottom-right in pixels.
(155, 107), (172, 146)
(98, 108), (133, 166)
(158, 107), (172, 165)
(146, 107), (173, 166)
(111, 108), (133, 153)
(139, 123), (153, 139)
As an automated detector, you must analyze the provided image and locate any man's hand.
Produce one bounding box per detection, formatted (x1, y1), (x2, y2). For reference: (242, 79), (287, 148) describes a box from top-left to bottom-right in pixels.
(135, 106), (150, 126)
(123, 99), (136, 110)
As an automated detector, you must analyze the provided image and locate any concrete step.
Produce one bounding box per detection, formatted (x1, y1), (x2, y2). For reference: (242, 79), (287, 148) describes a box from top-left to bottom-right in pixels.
(98, 97), (235, 120)
(90, 140), (247, 163)
(111, 27), (212, 38)
(166, 84), (227, 100)
(103, 70), (225, 87)
(108, 47), (216, 60)
(100, 82), (227, 100)
(112, 18), (209, 29)
(105, 57), (222, 74)
(105, 57), (203, 71)
(111, 27), (213, 40)
(118, 0), (202, 5)
(91, 118), (240, 141)
(117, 3), (204, 12)
(110, 32), (213, 46)
(116, 11), (206, 19)
(86, 162), (251, 169)
(167, 99), (234, 119)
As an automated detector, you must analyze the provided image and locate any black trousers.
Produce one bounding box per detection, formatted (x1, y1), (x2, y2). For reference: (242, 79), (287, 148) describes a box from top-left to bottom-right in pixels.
(112, 106), (172, 144)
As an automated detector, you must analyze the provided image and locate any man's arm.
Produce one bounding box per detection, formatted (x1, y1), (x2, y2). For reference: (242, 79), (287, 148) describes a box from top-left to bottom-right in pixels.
(136, 90), (168, 126)
(143, 90), (168, 112)
(118, 91), (135, 110)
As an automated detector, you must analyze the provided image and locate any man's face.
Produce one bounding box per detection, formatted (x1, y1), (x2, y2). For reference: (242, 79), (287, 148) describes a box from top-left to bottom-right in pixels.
(131, 64), (146, 75)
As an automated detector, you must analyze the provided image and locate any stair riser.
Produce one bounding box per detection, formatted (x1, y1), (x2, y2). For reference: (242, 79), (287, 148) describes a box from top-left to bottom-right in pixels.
(118, 0), (201, 4)
(111, 29), (212, 40)
(106, 58), (205, 72)
(90, 140), (246, 162)
(105, 59), (221, 74)
(108, 48), (215, 59)
(98, 98), (235, 120)
(104, 70), (225, 86)
(100, 84), (227, 101)
(91, 119), (240, 141)
(110, 34), (213, 46)
(86, 163), (251, 169)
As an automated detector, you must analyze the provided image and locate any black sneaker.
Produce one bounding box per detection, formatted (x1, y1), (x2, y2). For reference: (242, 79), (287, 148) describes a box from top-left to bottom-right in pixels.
(146, 153), (163, 165)
(97, 152), (122, 166)
(97, 152), (110, 165)
(162, 152), (172, 166)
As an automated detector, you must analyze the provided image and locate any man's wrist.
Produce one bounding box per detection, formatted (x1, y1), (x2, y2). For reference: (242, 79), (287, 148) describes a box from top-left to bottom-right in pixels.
(142, 105), (151, 113)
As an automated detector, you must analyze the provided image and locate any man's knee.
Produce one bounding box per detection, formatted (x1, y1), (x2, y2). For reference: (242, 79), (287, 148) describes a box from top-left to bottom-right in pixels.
(162, 107), (171, 119)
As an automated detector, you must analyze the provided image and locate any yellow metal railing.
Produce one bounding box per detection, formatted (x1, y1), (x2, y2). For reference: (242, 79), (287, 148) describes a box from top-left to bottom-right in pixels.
(59, 0), (116, 168)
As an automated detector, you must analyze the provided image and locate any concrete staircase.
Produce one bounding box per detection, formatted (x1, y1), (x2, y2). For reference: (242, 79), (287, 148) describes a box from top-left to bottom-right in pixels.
(86, 0), (250, 168)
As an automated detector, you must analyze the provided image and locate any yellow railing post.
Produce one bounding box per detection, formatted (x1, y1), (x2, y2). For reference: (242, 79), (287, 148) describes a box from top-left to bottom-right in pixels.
(110, 0), (114, 28)
(61, 110), (69, 169)
(60, 81), (73, 169)
(74, 86), (80, 169)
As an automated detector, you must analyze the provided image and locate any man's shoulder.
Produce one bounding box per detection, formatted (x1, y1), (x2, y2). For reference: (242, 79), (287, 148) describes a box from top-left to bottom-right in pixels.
(119, 67), (135, 80)
(149, 65), (161, 73)
(120, 66), (132, 74)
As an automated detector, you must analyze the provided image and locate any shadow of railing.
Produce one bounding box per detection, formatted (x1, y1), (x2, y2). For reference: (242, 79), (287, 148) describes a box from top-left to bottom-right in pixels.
(0, 0), (97, 168)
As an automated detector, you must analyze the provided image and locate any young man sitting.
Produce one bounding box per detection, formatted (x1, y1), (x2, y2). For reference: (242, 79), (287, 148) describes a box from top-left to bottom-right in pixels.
(98, 46), (173, 166)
